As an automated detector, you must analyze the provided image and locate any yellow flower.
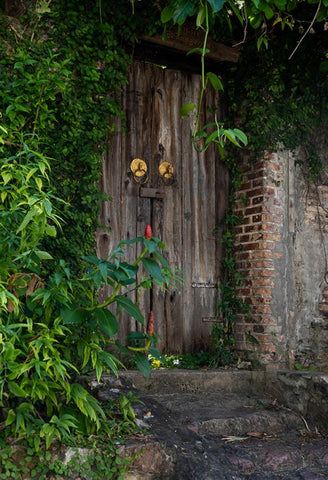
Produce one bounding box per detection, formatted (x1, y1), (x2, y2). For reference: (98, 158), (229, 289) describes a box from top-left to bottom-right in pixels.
(152, 359), (161, 369)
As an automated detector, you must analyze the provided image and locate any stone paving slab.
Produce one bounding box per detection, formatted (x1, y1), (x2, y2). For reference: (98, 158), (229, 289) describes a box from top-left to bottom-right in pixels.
(108, 371), (328, 479)
(143, 392), (304, 436)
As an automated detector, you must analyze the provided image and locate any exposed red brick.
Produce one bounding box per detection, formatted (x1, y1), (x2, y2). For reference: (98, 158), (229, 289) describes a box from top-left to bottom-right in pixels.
(261, 233), (281, 242)
(246, 188), (264, 199)
(244, 224), (262, 233)
(262, 223), (278, 232)
(246, 170), (265, 181)
(252, 178), (265, 188)
(234, 251), (251, 260)
(262, 214), (283, 223)
(235, 250), (273, 260)
(264, 187), (275, 195)
(249, 287), (272, 296)
(235, 234), (251, 243)
(232, 153), (285, 367)
(249, 233), (264, 242)
(247, 278), (274, 287)
(246, 296), (272, 305)
(252, 214), (262, 223)
(253, 160), (270, 170)
(245, 223), (277, 233)
(234, 195), (251, 205)
(240, 261), (274, 269)
(262, 205), (283, 215)
(246, 315), (276, 325)
(249, 305), (272, 315)
(252, 196), (264, 205)
(245, 269), (274, 277)
(235, 288), (251, 296)
(238, 181), (252, 191)
(242, 242), (275, 251)
(271, 163), (281, 171)
(245, 206), (263, 216)
(253, 325), (265, 333)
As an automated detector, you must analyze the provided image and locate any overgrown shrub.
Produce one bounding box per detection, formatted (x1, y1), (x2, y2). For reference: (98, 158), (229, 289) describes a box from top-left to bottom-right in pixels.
(0, 132), (174, 466)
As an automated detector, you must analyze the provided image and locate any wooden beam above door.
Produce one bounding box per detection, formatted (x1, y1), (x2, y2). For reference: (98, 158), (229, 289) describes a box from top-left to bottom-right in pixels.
(142, 34), (239, 64)
(137, 20), (240, 70)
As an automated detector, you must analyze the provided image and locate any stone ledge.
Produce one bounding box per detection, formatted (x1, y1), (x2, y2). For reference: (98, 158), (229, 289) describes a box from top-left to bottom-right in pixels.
(119, 369), (328, 434)
(119, 369), (269, 395)
(269, 370), (328, 433)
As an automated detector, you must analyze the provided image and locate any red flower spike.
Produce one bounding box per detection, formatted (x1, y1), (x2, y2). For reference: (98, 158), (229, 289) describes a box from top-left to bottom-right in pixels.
(147, 311), (154, 336)
(144, 224), (152, 239)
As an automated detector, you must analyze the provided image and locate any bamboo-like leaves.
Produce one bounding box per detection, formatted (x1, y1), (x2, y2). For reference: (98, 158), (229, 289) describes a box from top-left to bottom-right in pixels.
(116, 295), (144, 324)
(95, 308), (118, 337)
(141, 257), (163, 283)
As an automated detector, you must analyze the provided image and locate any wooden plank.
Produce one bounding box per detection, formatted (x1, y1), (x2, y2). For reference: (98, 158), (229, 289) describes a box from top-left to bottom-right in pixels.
(130, 63), (152, 333)
(144, 64), (182, 352)
(140, 187), (165, 198)
(100, 60), (229, 354)
(142, 21), (240, 64)
(179, 70), (228, 352)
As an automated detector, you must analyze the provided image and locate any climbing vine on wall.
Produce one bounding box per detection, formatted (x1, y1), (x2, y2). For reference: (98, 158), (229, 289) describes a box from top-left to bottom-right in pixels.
(0, 0), (158, 274)
(2, 0), (327, 275)
(224, 23), (328, 170)
(1, 0), (328, 371)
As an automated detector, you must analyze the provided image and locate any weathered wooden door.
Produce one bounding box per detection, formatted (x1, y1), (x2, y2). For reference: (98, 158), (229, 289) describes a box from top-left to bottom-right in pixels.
(97, 61), (229, 353)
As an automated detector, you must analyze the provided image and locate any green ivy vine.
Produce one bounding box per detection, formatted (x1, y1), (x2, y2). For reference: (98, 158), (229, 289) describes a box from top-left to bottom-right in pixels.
(213, 23), (328, 362)
(225, 28), (328, 174)
(0, 0), (160, 275)
(1, 0), (328, 373)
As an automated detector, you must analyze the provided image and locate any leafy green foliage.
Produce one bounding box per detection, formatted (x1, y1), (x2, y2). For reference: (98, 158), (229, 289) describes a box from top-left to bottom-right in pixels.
(0, 129), (176, 458)
(0, 144), (62, 270)
(162, 0), (327, 361)
(149, 344), (234, 369)
(160, 0), (328, 35)
(1, 1), (326, 469)
(0, 393), (138, 479)
(0, 4), (180, 464)
(225, 30), (328, 177)
(162, 0), (327, 160)
(212, 211), (251, 364)
(149, 351), (214, 369)
(165, 1), (249, 154)
(0, 1), (139, 275)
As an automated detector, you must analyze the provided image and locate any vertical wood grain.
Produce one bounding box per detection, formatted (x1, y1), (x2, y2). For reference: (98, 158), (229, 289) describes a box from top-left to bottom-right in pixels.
(98, 61), (229, 353)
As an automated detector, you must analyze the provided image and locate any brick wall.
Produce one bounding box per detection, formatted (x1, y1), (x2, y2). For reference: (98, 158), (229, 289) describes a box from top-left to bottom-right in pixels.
(232, 152), (286, 368)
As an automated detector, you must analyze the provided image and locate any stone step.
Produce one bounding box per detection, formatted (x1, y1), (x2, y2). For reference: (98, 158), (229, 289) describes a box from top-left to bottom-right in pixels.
(120, 369), (269, 395)
(111, 370), (328, 479)
(198, 408), (304, 436)
(137, 392), (304, 437)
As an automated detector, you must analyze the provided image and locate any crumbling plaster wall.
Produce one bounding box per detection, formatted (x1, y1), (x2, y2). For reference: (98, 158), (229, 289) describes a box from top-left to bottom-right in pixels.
(289, 137), (328, 368)
(233, 133), (328, 369)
